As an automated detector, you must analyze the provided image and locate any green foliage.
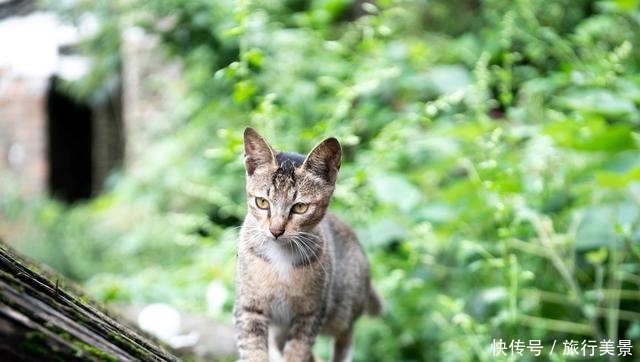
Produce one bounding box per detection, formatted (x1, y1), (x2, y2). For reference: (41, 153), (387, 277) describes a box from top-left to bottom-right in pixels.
(4, 0), (640, 360)
(42, 0), (124, 104)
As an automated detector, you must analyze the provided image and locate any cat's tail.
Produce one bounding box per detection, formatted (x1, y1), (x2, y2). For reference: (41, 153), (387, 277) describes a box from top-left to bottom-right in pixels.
(365, 283), (383, 316)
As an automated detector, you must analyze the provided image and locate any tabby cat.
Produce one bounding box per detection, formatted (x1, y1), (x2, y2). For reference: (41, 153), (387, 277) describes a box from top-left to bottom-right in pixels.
(234, 128), (382, 362)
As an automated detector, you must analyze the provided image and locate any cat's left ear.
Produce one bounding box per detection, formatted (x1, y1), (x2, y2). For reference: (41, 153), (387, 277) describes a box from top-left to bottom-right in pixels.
(243, 127), (276, 176)
(303, 137), (342, 184)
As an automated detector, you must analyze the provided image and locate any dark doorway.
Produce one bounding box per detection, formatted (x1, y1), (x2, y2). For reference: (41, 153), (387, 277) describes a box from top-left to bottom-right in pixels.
(46, 76), (93, 203)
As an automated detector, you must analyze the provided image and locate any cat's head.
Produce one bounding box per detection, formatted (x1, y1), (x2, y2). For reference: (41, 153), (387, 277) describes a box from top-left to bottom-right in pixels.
(242, 127), (341, 242)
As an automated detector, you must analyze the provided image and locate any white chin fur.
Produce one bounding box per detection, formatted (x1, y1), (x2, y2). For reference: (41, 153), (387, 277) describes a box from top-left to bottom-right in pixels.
(263, 241), (295, 278)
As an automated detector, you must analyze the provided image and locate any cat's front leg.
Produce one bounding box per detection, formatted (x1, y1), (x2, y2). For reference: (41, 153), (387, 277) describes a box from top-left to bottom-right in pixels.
(234, 305), (270, 362)
(281, 313), (322, 362)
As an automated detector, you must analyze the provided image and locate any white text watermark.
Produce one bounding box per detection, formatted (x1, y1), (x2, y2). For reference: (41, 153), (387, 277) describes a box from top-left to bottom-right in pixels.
(492, 339), (633, 357)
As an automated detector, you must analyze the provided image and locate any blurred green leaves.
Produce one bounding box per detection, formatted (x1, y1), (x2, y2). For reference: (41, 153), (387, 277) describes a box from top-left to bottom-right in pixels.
(3, 0), (640, 361)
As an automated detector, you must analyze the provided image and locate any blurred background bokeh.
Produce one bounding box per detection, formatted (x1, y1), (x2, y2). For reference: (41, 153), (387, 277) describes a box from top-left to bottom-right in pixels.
(1, 0), (640, 361)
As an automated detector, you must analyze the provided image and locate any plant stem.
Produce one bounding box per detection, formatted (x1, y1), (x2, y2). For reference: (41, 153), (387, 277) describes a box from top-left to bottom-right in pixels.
(526, 211), (604, 342)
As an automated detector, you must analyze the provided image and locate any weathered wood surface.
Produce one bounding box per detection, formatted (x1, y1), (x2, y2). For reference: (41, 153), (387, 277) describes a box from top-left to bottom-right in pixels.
(0, 240), (182, 361)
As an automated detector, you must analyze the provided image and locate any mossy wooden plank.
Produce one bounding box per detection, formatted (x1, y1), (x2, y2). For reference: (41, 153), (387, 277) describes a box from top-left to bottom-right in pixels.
(0, 241), (182, 362)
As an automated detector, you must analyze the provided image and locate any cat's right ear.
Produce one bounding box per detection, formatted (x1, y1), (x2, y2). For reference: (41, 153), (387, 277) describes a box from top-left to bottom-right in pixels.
(243, 127), (276, 176)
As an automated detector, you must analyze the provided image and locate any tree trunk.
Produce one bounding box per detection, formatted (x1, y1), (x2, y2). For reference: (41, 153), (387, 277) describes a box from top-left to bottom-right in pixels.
(0, 240), (182, 361)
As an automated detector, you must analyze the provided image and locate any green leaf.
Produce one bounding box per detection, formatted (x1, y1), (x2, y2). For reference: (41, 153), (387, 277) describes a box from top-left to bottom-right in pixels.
(244, 48), (264, 68)
(423, 65), (473, 95)
(575, 207), (618, 250)
(358, 217), (408, 248)
(544, 118), (636, 152)
(575, 203), (638, 250)
(596, 168), (640, 188)
(585, 247), (608, 265)
(232, 80), (257, 103)
(368, 173), (423, 213)
(596, 151), (640, 188)
(602, 150), (640, 173)
(557, 89), (636, 117)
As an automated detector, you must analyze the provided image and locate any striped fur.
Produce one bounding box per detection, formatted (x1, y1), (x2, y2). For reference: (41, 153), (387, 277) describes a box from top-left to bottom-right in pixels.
(234, 128), (382, 362)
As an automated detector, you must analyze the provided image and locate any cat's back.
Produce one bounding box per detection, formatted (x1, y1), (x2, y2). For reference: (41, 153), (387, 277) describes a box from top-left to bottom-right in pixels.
(319, 212), (375, 335)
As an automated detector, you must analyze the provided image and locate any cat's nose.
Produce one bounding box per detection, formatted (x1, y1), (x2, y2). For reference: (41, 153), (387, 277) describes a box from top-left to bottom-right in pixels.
(269, 227), (285, 238)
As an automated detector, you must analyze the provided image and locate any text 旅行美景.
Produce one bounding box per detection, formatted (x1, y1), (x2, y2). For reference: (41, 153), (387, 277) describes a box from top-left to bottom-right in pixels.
(492, 339), (633, 357)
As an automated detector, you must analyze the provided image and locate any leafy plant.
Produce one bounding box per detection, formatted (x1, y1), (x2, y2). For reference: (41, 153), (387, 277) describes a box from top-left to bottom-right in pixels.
(4, 0), (640, 361)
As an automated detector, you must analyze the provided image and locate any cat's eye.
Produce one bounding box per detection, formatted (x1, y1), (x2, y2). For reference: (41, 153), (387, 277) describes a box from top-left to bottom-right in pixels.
(291, 202), (309, 214)
(255, 197), (270, 210)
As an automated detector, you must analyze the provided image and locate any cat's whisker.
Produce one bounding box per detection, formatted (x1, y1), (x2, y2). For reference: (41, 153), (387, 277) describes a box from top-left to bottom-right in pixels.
(291, 233), (325, 273)
(240, 225), (270, 249)
(292, 236), (311, 266)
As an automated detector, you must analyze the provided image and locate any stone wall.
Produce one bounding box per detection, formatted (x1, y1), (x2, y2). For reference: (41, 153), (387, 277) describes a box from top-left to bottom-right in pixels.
(0, 11), (58, 198)
(0, 16), (184, 200)
(0, 76), (48, 196)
